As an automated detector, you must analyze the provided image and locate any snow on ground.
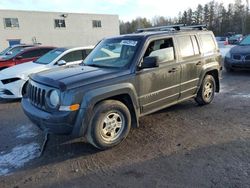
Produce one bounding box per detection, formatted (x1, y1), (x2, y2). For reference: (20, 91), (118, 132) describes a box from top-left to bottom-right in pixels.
(232, 93), (250, 99)
(0, 124), (40, 176)
(15, 124), (38, 139)
(219, 45), (234, 58)
(0, 143), (40, 176)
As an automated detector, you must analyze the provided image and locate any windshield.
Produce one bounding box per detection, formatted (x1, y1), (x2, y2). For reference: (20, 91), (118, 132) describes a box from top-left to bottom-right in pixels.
(0, 47), (12, 55)
(239, 36), (250, 45)
(84, 38), (140, 68)
(34, 48), (66, 64)
(0, 46), (24, 57)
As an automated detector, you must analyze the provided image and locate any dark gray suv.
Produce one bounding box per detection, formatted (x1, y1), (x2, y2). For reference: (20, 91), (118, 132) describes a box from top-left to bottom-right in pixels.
(22, 25), (222, 150)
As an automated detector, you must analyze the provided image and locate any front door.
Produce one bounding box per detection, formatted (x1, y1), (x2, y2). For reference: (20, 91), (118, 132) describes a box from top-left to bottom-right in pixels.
(137, 37), (181, 115)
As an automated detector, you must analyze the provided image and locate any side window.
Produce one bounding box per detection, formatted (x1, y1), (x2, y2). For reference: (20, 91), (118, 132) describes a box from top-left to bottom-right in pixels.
(144, 38), (175, 63)
(60, 50), (83, 62)
(191, 35), (200, 55)
(176, 35), (194, 58)
(21, 49), (41, 58)
(83, 49), (92, 58)
(200, 34), (216, 54)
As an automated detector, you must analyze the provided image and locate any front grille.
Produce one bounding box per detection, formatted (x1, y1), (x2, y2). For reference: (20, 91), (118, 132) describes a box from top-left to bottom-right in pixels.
(27, 81), (48, 109)
(232, 54), (242, 61)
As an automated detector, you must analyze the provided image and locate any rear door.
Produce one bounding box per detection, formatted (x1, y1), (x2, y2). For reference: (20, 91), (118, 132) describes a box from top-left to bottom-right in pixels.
(176, 34), (203, 100)
(137, 37), (181, 115)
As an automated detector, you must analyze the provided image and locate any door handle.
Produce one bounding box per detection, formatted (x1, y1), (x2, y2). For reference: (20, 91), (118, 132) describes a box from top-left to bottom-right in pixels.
(196, 61), (202, 66)
(168, 68), (178, 73)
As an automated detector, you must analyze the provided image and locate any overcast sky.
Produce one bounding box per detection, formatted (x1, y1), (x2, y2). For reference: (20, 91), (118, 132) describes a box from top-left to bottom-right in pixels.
(0, 0), (238, 21)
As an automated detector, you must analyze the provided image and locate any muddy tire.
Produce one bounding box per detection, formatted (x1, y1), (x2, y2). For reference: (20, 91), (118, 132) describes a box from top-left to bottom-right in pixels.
(195, 75), (216, 105)
(87, 100), (131, 150)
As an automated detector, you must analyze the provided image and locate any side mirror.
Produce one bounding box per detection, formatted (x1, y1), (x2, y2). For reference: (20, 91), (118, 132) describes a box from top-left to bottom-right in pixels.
(140, 56), (159, 69)
(57, 60), (67, 66)
(16, 55), (23, 59)
(6, 51), (13, 55)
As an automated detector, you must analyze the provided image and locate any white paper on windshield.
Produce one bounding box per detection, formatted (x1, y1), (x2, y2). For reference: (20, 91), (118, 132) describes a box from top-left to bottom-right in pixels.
(121, 40), (138, 47)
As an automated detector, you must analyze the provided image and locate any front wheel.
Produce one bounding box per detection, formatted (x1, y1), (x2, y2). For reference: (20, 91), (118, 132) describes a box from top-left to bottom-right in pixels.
(195, 75), (216, 105)
(87, 100), (131, 150)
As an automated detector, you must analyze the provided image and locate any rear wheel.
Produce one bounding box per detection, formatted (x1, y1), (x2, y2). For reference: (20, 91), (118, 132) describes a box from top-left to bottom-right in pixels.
(87, 100), (131, 150)
(195, 75), (216, 105)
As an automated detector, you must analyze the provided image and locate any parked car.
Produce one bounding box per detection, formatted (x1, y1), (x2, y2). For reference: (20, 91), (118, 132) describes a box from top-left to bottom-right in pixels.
(0, 44), (37, 58)
(224, 35), (250, 72)
(0, 46), (55, 70)
(0, 46), (93, 99)
(228, 34), (243, 45)
(22, 25), (222, 150)
(216, 36), (228, 48)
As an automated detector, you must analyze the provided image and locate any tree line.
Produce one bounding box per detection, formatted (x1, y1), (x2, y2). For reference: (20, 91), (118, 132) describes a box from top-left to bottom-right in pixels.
(120, 0), (250, 36)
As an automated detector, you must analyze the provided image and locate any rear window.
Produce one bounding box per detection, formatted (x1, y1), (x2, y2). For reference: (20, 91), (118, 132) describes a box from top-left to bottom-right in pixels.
(200, 34), (217, 54)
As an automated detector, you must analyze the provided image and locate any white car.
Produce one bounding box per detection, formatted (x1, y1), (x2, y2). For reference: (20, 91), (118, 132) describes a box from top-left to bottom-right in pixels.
(0, 46), (93, 99)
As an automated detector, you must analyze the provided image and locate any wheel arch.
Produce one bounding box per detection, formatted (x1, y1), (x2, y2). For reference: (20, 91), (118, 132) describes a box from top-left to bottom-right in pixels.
(199, 68), (220, 93)
(72, 83), (140, 137)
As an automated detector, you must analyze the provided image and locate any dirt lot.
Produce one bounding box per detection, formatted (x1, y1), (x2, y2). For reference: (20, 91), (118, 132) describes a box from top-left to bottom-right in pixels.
(0, 70), (250, 188)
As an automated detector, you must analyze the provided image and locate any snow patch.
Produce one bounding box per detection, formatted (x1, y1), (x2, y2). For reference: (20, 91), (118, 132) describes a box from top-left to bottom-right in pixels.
(0, 143), (40, 176)
(15, 124), (38, 139)
(232, 93), (250, 99)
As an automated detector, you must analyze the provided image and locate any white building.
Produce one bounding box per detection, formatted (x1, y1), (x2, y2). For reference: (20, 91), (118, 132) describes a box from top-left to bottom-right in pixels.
(0, 9), (120, 50)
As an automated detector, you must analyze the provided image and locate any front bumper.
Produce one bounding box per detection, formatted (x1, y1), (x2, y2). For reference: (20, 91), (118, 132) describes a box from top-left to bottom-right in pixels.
(22, 98), (75, 135)
(0, 79), (25, 99)
(224, 57), (250, 70)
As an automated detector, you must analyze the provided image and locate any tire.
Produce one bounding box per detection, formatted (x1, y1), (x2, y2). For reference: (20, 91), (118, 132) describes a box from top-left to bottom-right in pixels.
(195, 75), (216, 105)
(87, 100), (131, 150)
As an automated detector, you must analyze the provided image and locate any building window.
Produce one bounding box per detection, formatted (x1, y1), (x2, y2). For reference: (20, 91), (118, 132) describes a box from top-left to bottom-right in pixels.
(92, 20), (102, 28)
(4, 18), (19, 28)
(54, 19), (66, 28)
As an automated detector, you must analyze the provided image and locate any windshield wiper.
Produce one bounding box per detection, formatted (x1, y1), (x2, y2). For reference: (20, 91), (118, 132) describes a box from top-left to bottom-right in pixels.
(87, 64), (104, 68)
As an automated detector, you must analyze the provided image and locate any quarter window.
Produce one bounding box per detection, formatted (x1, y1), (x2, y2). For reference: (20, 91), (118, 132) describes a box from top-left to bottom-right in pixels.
(200, 34), (216, 54)
(4, 18), (19, 28)
(54, 19), (66, 28)
(92, 20), (102, 28)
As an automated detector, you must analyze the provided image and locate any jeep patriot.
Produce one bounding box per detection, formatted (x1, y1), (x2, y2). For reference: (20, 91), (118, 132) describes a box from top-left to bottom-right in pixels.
(22, 25), (222, 149)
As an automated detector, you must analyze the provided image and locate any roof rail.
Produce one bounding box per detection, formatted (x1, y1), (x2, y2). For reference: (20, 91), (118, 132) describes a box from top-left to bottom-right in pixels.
(136, 24), (185, 33)
(182, 24), (207, 30)
(136, 24), (207, 33)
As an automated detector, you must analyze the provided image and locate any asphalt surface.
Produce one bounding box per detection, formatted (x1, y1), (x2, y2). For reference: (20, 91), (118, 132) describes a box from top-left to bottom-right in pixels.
(0, 70), (250, 188)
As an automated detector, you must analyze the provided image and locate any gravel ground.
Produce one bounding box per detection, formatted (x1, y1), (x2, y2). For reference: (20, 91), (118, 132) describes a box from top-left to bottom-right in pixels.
(0, 70), (250, 188)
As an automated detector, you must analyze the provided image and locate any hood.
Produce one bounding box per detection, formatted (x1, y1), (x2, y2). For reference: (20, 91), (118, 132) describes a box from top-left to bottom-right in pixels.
(0, 61), (47, 79)
(230, 45), (250, 54)
(31, 65), (129, 91)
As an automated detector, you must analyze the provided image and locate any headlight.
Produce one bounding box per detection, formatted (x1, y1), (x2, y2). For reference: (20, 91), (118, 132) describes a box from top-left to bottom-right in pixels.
(2, 77), (21, 85)
(48, 90), (60, 108)
(225, 51), (231, 58)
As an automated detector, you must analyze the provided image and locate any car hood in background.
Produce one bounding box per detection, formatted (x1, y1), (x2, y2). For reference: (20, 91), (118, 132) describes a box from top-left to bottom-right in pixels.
(0, 62), (48, 79)
(230, 45), (250, 54)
